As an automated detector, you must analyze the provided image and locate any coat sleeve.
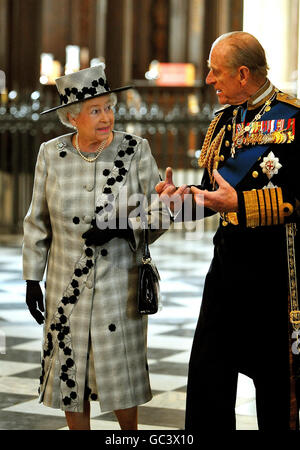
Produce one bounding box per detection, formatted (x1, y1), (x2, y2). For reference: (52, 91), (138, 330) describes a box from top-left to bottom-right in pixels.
(127, 138), (170, 251)
(22, 143), (52, 281)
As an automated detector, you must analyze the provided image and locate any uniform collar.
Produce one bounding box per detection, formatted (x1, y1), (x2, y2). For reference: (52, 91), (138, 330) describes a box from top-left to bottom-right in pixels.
(247, 79), (276, 110)
(214, 79), (277, 116)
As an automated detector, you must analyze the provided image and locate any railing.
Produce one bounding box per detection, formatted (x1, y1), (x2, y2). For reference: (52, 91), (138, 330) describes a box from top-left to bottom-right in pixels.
(0, 86), (218, 234)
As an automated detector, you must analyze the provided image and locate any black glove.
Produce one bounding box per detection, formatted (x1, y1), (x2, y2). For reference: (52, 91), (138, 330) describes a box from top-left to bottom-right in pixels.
(25, 280), (45, 325)
(82, 221), (131, 247)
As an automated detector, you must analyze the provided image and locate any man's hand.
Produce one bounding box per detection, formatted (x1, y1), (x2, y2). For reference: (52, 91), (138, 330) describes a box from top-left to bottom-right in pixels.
(191, 170), (238, 213)
(155, 167), (190, 213)
(25, 281), (45, 325)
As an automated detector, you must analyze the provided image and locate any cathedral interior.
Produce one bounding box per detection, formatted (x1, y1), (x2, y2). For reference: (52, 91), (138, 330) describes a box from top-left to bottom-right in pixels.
(0, 0), (299, 432)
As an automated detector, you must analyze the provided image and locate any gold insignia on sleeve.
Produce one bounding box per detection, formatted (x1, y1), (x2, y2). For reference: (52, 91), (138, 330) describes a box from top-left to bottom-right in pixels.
(220, 212), (239, 226)
(243, 187), (292, 227)
(243, 190), (260, 228)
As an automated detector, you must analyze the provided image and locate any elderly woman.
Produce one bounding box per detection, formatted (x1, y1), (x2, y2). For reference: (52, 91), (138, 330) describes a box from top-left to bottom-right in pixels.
(23, 66), (167, 430)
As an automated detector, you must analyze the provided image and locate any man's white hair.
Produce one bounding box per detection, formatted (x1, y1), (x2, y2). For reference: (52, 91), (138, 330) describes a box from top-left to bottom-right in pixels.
(211, 31), (269, 81)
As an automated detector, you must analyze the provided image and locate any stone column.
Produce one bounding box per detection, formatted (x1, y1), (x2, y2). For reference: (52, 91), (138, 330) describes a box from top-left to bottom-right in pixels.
(42, 0), (97, 70)
(217, 0), (231, 35)
(187, 0), (206, 81)
(216, 0), (243, 36)
(95, 0), (108, 60)
(105, 0), (133, 87)
(169, 0), (189, 62)
(131, 0), (152, 80)
(0, 0), (9, 89)
(9, 0), (42, 91)
(41, 0), (71, 66)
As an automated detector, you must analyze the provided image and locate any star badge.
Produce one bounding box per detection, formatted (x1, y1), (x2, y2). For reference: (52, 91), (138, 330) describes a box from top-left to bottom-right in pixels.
(260, 151), (282, 180)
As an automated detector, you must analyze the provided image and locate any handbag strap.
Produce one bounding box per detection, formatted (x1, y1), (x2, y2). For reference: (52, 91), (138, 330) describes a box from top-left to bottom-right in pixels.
(142, 219), (151, 261)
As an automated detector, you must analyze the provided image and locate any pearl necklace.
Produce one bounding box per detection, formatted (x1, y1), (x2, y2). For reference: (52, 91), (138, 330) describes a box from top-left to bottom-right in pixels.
(75, 133), (108, 162)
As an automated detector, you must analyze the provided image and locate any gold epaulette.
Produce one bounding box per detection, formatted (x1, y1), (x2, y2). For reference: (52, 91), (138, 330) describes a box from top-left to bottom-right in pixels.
(276, 92), (300, 108)
(214, 104), (231, 115)
(243, 187), (294, 228)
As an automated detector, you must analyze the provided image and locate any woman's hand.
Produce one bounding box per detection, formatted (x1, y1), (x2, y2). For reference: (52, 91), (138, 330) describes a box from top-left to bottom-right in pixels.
(82, 223), (130, 247)
(155, 167), (190, 213)
(25, 281), (45, 325)
(191, 170), (238, 213)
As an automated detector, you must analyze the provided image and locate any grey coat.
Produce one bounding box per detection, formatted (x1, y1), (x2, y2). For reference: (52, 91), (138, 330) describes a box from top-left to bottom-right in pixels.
(23, 131), (168, 412)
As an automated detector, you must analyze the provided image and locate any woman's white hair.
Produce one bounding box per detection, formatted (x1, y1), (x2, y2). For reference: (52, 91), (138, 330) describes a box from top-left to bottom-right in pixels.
(56, 92), (118, 129)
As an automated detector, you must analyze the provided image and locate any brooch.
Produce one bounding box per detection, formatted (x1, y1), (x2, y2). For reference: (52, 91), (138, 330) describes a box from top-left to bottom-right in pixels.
(57, 141), (66, 150)
(57, 141), (67, 157)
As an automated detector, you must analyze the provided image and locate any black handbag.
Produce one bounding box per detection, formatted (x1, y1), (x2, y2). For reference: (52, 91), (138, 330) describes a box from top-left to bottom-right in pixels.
(138, 225), (161, 315)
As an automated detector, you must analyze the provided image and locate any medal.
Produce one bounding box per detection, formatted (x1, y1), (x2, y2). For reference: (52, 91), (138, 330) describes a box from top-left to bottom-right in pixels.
(260, 151), (282, 179)
(231, 90), (278, 158)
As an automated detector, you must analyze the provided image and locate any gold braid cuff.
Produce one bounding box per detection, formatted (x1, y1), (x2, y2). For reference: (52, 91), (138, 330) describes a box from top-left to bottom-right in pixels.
(243, 187), (294, 227)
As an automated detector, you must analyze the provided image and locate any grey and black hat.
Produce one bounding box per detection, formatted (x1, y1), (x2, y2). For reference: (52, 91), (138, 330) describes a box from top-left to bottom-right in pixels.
(40, 65), (132, 115)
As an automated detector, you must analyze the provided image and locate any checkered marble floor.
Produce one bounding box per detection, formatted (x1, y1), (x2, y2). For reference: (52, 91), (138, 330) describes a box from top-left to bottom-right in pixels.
(0, 231), (258, 430)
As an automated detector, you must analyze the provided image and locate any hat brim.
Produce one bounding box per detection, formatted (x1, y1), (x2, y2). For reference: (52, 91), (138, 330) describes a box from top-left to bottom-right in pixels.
(40, 85), (133, 115)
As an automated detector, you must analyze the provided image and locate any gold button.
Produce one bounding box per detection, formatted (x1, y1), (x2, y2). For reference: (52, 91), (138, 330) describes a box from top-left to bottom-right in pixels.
(219, 155), (224, 161)
(227, 124), (232, 131)
(222, 220), (228, 227)
(225, 140), (230, 147)
(252, 171), (259, 178)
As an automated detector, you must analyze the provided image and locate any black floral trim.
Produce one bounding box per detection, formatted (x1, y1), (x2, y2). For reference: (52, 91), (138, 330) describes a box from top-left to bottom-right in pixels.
(84, 386), (98, 401)
(94, 134), (139, 225)
(107, 177), (116, 186)
(59, 77), (111, 106)
(39, 243), (97, 411)
(119, 168), (127, 176)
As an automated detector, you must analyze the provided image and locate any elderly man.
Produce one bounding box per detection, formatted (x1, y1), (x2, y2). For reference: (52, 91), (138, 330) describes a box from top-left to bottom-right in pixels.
(156, 31), (300, 430)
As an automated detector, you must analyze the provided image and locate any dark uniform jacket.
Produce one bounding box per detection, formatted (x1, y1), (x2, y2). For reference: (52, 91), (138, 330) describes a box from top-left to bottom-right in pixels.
(185, 80), (300, 430)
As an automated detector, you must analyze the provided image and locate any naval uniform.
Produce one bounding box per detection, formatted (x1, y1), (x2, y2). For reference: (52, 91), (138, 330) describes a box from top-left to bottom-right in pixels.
(185, 80), (300, 430)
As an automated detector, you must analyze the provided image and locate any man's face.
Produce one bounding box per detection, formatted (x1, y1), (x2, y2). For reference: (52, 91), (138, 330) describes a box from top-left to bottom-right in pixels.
(206, 43), (247, 105)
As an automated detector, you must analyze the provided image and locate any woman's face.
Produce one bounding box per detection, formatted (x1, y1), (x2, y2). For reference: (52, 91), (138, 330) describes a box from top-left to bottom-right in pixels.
(69, 95), (115, 144)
